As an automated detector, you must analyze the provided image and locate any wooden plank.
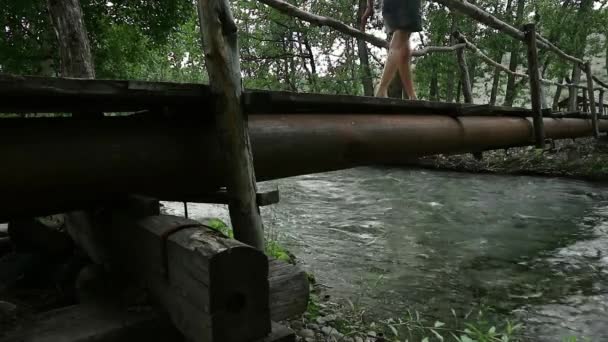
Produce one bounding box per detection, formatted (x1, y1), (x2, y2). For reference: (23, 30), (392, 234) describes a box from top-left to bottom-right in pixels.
(524, 23), (545, 148)
(0, 74), (211, 113)
(166, 189), (279, 207)
(457, 104), (531, 117)
(0, 304), (182, 342)
(268, 259), (309, 321)
(198, 0), (265, 249)
(244, 90), (466, 115)
(1, 305), (295, 342)
(585, 62), (599, 137)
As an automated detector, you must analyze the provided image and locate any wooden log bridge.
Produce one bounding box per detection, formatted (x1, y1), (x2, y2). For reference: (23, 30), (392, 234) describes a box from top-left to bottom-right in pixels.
(0, 75), (607, 220)
(1, 74), (606, 342)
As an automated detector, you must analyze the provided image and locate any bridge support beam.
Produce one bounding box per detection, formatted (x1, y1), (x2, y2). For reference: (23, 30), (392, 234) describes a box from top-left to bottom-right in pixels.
(0, 114), (606, 220)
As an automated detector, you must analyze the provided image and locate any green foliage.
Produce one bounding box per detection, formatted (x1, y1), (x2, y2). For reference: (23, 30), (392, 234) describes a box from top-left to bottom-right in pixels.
(203, 218), (293, 262)
(206, 218), (234, 238)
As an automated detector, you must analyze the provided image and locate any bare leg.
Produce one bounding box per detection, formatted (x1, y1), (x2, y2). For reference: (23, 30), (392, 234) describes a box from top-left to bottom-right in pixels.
(376, 30), (416, 99)
(375, 32), (406, 97)
(396, 32), (416, 100)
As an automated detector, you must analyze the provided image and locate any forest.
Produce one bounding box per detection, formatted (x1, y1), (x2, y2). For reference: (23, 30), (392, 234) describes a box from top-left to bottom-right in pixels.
(2, 0), (607, 106)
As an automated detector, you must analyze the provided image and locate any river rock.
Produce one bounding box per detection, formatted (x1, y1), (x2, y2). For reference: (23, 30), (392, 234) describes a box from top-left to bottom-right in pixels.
(321, 326), (344, 340)
(307, 323), (320, 331)
(291, 320), (304, 330)
(299, 328), (315, 339)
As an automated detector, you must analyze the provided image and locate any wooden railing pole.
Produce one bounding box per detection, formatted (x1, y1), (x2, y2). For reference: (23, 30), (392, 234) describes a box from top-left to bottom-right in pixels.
(585, 62), (599, 137)
(523, 23), (544, 148)
(453, 33), (473, 104)
(197, 0), (265, 250)
(600, 89), (605, 118)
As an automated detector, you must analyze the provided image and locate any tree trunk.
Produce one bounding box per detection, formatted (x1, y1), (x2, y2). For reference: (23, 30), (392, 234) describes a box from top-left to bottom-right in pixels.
(46, 0), (95, 79)
(552, 76), (564, 111)
(503, 0), (525, 107)
(430, 66), (439, 101)
(357, 0), (374, 96)
(445, 15), (458, 102)
(569, 64), (581, 111)
(489, 52), (502, 106)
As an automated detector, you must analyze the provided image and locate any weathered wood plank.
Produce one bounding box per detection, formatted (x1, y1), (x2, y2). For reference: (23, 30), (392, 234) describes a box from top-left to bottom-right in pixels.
(165, 189), (279, 207)
(1, 304), (296, 342)
(66, 211), (271, 342)
(268, 259), (309, 321)
(524, 23), (545, 148)
(0, 74), (211, 113)
(0, 304), (182, 342)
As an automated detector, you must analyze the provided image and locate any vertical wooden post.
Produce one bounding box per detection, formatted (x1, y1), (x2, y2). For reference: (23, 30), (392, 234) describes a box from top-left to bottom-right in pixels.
(599, 89), (605, 118)
(197, 0), (265, 250)
(523, 23), (544, 148)
(585, 62), (599, 137)
(453, 32), (473, 104)
(582, 89), (589, 112)
(568, 64), (580, 112)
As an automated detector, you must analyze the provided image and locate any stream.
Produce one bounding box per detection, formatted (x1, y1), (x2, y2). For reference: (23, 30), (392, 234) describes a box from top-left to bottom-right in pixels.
(164, 167), (608, 341)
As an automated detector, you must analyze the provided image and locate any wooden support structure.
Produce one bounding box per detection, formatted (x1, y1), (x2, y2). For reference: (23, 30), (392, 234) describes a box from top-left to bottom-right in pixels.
(454, 33), (473, 104)
(64, 203), (308, 342)
(197, 0), (265, 249)
(0, 112), (607, 220)
(523, 23), (545, 148)
(585, 62), (599, 137)
(600, 89), (605, 118)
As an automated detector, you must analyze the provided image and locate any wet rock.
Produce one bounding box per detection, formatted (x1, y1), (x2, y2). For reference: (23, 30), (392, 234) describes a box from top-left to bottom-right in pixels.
(299, 328), (315, 339)
(291, 320), (304, 330)
(307, 323), (320, 331)
(321, 326), (344, 340)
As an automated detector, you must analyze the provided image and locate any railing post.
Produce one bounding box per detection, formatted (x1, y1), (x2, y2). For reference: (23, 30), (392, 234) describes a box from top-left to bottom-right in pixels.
(584, 62), (599, 137)
(197, 0), (265, 250)
(523, 23), (545, 149)
(453, 32), (473, 104)
(600, 89), (605, 118)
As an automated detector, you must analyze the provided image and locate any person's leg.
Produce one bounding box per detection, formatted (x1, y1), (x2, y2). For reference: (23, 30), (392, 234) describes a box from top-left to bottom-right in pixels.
(376, 30), (416, 99)
(396, 31), (416, 100)
(375, 31), (407, 97)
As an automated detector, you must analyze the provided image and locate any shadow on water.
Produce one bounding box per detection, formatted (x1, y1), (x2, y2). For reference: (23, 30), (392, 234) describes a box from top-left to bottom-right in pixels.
(164, 167), (608, 340)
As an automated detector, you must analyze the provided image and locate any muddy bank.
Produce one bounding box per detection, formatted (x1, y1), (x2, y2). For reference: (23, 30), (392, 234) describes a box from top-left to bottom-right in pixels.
(415, 137), (608, 182)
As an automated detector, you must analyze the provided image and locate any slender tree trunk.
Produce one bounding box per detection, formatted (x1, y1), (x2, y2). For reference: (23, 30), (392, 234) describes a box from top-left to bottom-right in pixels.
(552, 76), (564, 111)
(357, 0), (374, 96)
(503, 0), (525, 107)
(445, 15), (458, 102)
(47, 0), (95, 78)
(430, 65), (439, 101)
(489, 65), (501, 106)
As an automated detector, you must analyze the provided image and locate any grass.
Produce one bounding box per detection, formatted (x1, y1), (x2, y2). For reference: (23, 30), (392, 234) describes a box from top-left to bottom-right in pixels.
(203, 217), (294, 263)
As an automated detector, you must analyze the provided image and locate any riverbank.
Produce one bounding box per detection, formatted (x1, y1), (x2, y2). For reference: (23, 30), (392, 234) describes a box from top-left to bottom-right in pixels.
(415, 137), (608, 182)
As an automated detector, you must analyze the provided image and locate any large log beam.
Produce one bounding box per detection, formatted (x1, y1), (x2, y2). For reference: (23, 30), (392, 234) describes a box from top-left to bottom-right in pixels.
(66, 211), (272, 342)
(0, 114), (606, 220)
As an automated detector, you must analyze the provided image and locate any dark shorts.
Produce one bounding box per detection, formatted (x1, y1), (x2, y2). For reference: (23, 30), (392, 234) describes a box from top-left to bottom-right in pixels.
(382, 0), (423, 33)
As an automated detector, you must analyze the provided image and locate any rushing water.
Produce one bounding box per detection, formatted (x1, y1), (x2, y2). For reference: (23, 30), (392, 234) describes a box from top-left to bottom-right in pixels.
(163, 168), (608, 340)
